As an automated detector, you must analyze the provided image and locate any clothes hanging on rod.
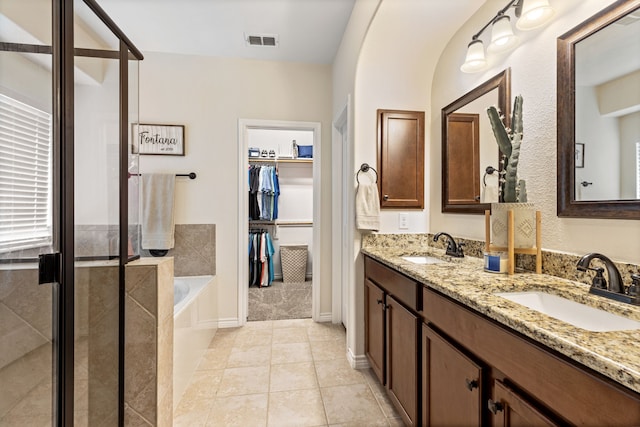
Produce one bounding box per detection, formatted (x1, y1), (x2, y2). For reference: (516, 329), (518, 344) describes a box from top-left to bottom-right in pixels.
(248, 230), (275, 287)
(248, 164), (280, 221)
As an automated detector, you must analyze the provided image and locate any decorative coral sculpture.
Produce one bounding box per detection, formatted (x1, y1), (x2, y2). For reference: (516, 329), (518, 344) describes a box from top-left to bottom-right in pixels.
(487, 94), (527, 203)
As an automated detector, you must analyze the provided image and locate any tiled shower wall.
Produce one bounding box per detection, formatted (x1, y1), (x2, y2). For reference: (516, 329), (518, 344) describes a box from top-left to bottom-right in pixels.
(140, 224), (216, 277)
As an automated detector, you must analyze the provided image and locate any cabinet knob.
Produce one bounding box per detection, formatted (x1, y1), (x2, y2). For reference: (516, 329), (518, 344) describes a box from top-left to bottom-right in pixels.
(465, 378), (478, 391)
(383, 194), (389, 201)
(487, 399), (504, 414)
(376, 299), (387, 310)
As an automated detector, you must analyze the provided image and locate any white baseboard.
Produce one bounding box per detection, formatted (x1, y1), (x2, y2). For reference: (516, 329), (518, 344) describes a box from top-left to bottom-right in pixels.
(217, 317), (241, 328)
(195, 319), (219, 330)
(347, 347), (370, 370)
(316, 312), (333, 322)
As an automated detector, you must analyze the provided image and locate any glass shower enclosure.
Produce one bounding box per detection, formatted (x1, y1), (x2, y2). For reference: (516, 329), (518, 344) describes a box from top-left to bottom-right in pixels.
(0, 0), (142, 425)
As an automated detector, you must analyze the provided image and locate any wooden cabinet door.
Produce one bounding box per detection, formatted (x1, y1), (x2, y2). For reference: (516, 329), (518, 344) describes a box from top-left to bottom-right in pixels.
(490, 380), (559, 427)
(423, 324), (483, 427)
(386, 295), (420, 426)
(364, 278), (385, 383)
(445, 113), (481, 205)
(377, 109), (425, 209)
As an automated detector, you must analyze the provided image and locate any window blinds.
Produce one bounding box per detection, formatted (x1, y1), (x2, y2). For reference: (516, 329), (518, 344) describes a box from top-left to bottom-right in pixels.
(0, 93), (53, 252)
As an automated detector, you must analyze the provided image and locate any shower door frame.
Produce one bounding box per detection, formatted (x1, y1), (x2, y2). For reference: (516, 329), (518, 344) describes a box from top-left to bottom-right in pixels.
(0, 0), (143, 424)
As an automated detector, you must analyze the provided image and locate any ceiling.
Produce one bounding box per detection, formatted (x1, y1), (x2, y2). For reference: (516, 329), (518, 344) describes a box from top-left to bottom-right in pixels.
(92, 0), (356, 64)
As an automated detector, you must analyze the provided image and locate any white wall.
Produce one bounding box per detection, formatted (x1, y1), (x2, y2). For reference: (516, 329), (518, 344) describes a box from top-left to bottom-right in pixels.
(620, 111), (640, 199)
(575, 85), (620, 201)
(350, 0), (481, 360)
(429, 0), (640, 263)
(137, 53), (332, 324)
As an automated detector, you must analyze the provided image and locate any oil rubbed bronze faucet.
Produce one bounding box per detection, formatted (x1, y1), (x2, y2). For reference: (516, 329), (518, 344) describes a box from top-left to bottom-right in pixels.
(576, 253), (638, 305)
(433, 232), (465, 258)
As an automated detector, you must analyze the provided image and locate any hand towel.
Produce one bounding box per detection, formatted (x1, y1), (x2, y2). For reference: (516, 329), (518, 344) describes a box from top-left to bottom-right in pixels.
(481, 175), (500, 203)
(141, 173), (176, 250)
(356, 183), (380, 232)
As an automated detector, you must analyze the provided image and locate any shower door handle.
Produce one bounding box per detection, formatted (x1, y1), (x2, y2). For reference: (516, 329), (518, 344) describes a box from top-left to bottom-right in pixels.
(38, 253), (61, 285)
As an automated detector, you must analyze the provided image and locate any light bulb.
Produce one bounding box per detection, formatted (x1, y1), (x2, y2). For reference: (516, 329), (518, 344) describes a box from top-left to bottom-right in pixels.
(516, 0), (555, 31)
(488, 15), (519, 53)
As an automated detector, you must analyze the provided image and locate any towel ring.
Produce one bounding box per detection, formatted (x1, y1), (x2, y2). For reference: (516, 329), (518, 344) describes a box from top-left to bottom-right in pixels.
(356, 163), (378, 184)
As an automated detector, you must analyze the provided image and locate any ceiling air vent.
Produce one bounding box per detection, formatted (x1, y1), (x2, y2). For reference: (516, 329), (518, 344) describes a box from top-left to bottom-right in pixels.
(244, 33), (279, 47)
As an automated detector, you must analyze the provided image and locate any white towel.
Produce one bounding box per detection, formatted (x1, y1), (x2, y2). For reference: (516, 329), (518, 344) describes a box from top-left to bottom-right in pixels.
(481, 175), (500, 203)
(141, 173), (176, 250)
(356, 183), (380, 232)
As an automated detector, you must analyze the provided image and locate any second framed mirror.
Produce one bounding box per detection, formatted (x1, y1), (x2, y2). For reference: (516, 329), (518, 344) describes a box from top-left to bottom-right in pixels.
(441, 69), (511, 214)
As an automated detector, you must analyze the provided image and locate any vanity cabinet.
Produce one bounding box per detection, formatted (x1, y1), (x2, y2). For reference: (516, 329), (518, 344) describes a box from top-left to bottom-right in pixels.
(363, 255), (640, 427)
(422, 324), (484, 426)
(364, 257), (420, 426)
(489, 380), (558, 427)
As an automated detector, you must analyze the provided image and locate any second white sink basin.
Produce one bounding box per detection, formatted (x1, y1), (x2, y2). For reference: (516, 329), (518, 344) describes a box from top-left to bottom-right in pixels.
(495, 291), (640, 332)
(401, 256), (445, 265)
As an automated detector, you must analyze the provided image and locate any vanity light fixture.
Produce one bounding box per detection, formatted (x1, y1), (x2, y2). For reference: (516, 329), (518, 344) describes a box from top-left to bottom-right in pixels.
(460, 0), (554, 73)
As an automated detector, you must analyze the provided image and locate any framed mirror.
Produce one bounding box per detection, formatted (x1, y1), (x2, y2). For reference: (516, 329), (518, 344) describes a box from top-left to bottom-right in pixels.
(557, 0), (640, 219)
(442, 69), (511, 214)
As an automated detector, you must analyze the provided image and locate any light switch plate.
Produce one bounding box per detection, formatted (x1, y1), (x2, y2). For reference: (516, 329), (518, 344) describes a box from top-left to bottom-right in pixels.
(398, 213), (408, 229)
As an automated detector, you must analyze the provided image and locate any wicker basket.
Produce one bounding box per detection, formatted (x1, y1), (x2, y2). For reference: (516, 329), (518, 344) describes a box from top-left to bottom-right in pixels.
(280, 245), (308, 283)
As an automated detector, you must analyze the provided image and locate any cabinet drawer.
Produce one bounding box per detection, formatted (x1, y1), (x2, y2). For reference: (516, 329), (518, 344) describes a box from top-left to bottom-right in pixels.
(365, 257), (420, 311)
(423, 287), (640, 426)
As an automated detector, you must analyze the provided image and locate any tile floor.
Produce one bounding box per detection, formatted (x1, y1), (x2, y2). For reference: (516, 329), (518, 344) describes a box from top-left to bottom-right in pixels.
(248, 280), (312, 321)
(174, 318), (403, 427)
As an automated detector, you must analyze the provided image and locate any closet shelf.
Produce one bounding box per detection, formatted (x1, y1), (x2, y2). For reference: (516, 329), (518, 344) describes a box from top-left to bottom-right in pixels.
(249, 158), (312, 164)
(249, 220), (313, 226)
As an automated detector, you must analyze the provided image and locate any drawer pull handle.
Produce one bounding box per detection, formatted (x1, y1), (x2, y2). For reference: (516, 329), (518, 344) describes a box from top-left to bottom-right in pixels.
(376, 299), (388, 310)
(465, 378), (478, 391)
(488, 399), (504, 414)
(383, 194), (389, 201)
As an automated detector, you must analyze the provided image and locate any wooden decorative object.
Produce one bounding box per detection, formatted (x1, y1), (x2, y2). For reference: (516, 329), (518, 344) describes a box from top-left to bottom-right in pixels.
(485, 209), (542, 275)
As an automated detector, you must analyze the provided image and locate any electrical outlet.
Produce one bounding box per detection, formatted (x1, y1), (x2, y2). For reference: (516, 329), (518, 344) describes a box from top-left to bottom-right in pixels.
(398, 213), (408, 229)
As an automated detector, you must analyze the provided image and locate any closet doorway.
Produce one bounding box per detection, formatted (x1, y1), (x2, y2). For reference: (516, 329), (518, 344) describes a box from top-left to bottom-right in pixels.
(238, 119), (321, 324)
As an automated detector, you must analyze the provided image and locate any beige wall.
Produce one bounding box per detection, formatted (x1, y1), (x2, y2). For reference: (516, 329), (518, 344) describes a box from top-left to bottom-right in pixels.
(430, 0), (639, 263)
(137, 53), (332, 323)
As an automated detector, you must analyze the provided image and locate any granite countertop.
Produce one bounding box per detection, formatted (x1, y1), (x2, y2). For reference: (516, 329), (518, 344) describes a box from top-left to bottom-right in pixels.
(361, 245), (640, 394)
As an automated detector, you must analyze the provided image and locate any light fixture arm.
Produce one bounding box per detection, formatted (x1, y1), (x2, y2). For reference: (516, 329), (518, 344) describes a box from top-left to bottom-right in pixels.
(471, 0), (520, 40)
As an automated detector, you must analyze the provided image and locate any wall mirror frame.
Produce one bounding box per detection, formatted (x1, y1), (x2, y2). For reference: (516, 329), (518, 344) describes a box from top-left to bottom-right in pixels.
(557, 0), (640, 219)
(441, 68), (511, 214)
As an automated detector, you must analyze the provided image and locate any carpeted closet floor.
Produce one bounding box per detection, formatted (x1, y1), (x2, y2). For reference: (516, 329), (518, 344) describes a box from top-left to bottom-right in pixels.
(248, 280), (312, 321)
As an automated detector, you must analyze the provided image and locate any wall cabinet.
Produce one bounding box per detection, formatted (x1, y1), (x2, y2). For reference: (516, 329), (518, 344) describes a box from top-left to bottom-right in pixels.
(363, 255), (640, 427)
(376, 109), (424, 209)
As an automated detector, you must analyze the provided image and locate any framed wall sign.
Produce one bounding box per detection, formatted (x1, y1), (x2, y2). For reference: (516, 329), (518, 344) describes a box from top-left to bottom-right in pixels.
(132, 124), (185, 155)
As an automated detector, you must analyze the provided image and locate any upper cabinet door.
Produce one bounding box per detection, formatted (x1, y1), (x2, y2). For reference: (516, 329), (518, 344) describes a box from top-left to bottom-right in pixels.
(377, 110), (425, 209)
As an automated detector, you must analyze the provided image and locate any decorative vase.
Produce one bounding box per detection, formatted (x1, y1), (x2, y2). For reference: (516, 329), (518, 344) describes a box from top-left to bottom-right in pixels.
(490, 202), (536, 248)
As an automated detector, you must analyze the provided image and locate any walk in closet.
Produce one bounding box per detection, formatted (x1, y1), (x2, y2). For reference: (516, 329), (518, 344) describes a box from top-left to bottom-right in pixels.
(246, 128), (314, 321)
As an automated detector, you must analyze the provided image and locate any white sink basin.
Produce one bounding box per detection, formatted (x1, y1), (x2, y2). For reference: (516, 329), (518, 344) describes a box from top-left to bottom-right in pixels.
(401, 256), (445, 265)
(495, 291), (640, 332)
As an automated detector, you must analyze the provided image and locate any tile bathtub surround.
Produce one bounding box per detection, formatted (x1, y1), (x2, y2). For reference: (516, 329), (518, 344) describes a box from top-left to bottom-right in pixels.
(174, 319), (403, 427)
(141, 224), (216, 277)
(125, 257), (174, 427)
(362, 233), (640, 287)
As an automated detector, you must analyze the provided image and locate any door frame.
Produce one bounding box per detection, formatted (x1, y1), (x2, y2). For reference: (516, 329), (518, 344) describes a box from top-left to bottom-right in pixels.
(237, 119), (322, 324)
(332, 97), (352, 327)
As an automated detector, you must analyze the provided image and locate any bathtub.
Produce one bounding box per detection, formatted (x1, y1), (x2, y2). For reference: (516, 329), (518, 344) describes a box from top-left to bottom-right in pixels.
(173, 275), (217, 408)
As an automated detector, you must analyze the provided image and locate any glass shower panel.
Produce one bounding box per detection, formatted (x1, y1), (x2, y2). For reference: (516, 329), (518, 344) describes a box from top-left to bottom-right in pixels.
(0, 1), (55, 424)
(73, 0), (121, 424)
(128, 58), (140, 259)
